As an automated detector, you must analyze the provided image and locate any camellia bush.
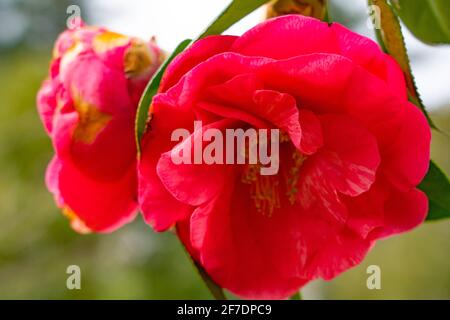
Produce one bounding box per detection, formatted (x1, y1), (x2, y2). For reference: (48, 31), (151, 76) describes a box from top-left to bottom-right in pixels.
(37, 0), (450, 299)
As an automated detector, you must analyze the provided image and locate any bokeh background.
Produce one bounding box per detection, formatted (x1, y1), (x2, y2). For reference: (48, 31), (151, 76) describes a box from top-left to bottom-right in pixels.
(0, 0), (449, 299)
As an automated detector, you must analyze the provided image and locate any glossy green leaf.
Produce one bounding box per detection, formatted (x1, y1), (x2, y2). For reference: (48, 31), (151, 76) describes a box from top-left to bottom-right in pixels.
(420, 161), (450, 221)
(134, 39), (191, 153)
(198, 0), (272, 39)
(368, 0), (437, 130)
(194, 261), (227, 300)
(179, 233), (227, 299)
(290, 291), (302, 300)
(392, 0), (450, 45)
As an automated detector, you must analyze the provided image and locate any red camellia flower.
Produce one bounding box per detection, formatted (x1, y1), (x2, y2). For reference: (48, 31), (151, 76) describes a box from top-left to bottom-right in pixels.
(138, 15), (431, 299)
(37, 24), (163, 233)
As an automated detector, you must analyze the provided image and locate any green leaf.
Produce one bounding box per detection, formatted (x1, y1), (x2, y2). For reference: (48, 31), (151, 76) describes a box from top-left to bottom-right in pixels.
(178, 230), (227, 299)
(391, 0), (450, 45)
(420, 161), (450, 221)
(198, 0), (272, 39)
(134, 39), (191, 153)
(290, 291), (302, 300)
(368, 0), (437, 130)
(194, 261), (227, 300)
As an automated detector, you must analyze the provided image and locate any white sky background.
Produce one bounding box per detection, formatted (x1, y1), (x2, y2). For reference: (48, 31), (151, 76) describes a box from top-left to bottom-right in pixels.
(85, 0), (450, 110)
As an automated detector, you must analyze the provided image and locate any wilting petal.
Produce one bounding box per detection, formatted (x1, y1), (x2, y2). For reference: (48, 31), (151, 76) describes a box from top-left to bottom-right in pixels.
(37, 79), (58, 134)
(38, 25), (163, 233)
(48, 156), (138, 232)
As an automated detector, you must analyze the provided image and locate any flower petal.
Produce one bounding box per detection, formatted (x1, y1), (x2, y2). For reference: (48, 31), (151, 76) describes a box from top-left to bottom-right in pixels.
(189, 181), (310, 300)
(138, 89), (196, 231)
(161, 35), (238, 92)
(232, 15), (406, 96)
(157, 119), (239, 207)
(50, 156), (138, 233)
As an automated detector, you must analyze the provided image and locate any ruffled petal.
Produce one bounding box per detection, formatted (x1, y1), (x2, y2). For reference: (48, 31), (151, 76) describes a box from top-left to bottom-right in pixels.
(369, 187), (428, 240)
(189, 180), (309, 300)
(157, 119), (238, 207)
(298, 114), (380, 223)
(231, 15), (406, 96)
(138, 89), (196, 231)
(36, 79), (59, 134)
(161, 35), (238, 92)
(258, 54), (429, 190)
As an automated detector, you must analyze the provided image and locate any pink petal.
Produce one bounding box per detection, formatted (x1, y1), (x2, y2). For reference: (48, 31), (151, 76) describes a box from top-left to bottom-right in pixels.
(369, 187), (428, 240)
(160, 35), (237, 92)
(189, 181), (309, 300)
(50, 156), (138, 233)
(157, 119), (239, 207)
(138, 89), (196, 231)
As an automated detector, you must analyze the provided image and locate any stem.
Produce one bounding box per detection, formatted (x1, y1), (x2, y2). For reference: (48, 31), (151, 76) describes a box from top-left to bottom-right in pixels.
(290, 291), (303, 300)
(176, 228), (227, 300)
(194, 261), (227, 300)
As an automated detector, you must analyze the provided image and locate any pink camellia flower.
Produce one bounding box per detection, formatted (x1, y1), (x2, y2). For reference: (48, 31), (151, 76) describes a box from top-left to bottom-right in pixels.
(37, 24), (163, 233)
(138, 15), (431, 299)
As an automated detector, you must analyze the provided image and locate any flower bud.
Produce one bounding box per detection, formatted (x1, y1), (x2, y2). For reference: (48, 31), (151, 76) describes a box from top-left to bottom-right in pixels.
(37, 24), (164, 233)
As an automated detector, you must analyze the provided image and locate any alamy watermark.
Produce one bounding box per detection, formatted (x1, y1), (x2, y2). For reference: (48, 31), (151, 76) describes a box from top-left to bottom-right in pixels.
(66, 5), (82, 29)
(366, 265), (381, 290)
(170, 121), (280, 176)
(66, 265), (81, 290)
(367, 5), (382, 30)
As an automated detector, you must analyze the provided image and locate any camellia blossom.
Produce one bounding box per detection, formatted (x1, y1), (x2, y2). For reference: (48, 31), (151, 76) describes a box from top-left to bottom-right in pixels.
(138, 15), (431, 299)
(37, 24), (163, 233)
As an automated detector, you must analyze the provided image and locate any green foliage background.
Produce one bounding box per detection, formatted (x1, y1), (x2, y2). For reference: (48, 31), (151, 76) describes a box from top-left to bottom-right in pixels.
(0, 0), (448, 299)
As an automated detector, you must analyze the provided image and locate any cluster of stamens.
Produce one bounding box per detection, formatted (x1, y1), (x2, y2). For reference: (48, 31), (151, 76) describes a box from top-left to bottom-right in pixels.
(241, 131), (306, 216)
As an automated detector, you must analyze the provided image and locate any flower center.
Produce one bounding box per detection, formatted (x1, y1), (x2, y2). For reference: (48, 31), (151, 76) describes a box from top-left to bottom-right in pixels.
(286, 151), (307, 205)
(241, 132), (306, 216)
(242, 163), (281, 217)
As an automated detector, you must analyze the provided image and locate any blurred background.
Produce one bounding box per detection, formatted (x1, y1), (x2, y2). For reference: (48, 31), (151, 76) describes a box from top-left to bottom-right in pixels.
(0, 0), (448, 299)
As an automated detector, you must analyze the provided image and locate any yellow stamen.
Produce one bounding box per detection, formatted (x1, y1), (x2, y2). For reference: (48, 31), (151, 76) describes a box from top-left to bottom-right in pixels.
(285, 150), (306, 205)
(242, 164), (281, 217)
(241, 133), (306, 215)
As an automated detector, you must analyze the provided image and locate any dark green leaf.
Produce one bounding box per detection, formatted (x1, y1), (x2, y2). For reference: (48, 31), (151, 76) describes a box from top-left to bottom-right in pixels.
(194, 261), (227, 300)
(392, 0), (450, 45)
(178, 229), (227, 299)
(197, 0), (272, 39)
(368, 0), (438, 130)
(290, 291), (302, 300)
(134, 39), (191, 153)
(420, 161), (450, 221)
